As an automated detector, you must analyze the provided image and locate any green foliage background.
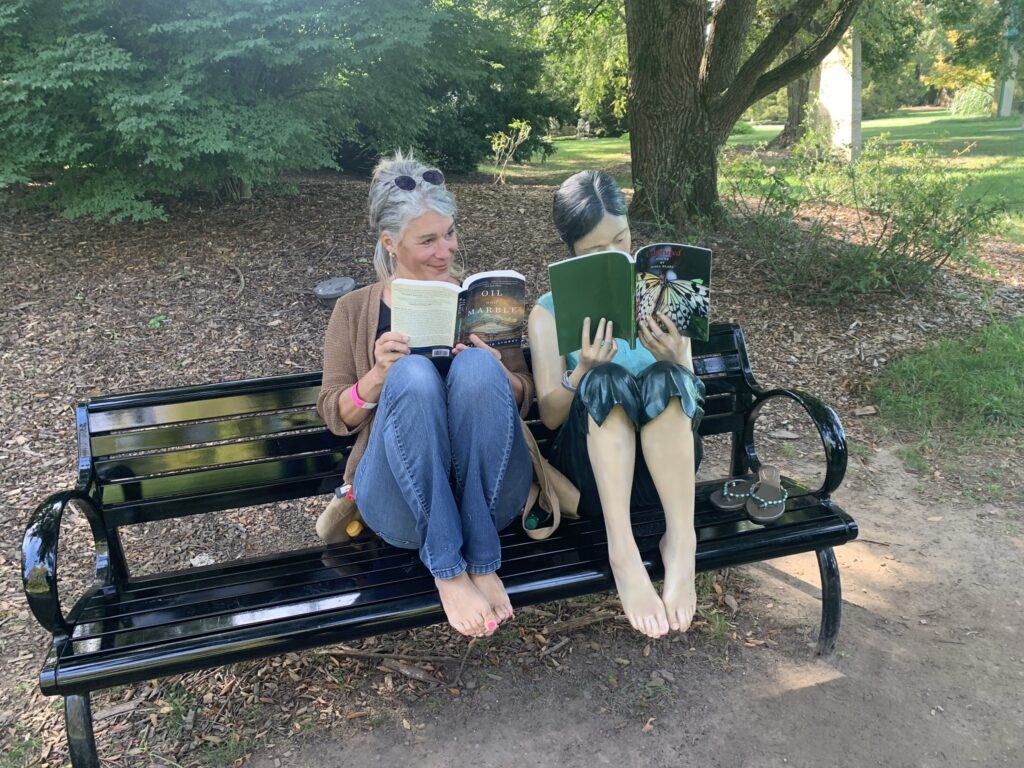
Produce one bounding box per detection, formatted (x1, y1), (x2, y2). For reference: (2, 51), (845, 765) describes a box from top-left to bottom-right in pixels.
(0, 0), (441, 220)
(0, 0), (568, 220)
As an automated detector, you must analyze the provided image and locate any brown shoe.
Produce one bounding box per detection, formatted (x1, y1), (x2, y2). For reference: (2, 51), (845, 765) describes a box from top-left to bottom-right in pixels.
(315, 494), (364, 544)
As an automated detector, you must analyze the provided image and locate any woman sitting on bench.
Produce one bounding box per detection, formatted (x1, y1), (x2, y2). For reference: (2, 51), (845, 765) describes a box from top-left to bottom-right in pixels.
(527, 171), (705, 639)
(317, 151), (534, 639)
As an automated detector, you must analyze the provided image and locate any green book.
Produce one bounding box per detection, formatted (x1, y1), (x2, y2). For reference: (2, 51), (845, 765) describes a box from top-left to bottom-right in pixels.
(547, 243), (712, 356)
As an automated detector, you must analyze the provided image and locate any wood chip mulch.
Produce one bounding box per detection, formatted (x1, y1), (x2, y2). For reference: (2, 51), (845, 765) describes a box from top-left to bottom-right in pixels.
(1, 174), (1022, 766)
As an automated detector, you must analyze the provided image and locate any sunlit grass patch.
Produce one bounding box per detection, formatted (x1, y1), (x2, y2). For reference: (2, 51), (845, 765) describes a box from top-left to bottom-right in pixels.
(872, 318), (1024, 443)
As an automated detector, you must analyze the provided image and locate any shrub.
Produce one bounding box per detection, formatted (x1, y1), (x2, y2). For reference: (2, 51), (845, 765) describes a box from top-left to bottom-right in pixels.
(720, 131), (1004, 303)
(950, 85), (995, 116)
(0, 0), (434, 220)
(338, 4), (570, 176)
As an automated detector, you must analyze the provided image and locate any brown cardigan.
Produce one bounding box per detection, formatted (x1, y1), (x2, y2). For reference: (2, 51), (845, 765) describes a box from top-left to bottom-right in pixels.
(317, 281), (536, 486)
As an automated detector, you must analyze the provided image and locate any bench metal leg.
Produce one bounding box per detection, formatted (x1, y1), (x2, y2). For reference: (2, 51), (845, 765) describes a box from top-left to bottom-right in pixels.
(66, 694), (100, 768)
(815, 547), (842, 655)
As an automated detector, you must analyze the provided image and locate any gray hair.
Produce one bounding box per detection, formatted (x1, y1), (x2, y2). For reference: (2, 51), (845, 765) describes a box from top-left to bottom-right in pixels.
(368, 150), (457, 283)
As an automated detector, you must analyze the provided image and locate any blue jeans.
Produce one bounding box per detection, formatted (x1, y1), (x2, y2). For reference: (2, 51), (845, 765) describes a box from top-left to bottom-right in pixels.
(353, 349), (532, 579)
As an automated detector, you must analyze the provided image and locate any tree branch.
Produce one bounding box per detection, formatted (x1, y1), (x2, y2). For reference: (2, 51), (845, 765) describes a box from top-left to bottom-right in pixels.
(712, 0), (822, 116)
(746, 0), (863, 108)
(701, 0), (757, 98)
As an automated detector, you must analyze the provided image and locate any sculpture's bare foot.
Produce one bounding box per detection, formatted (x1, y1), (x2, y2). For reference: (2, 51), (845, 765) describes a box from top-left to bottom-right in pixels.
(608, 543), (669, 638)
(435, 573), (498, 637)
(660, 531), (697, 632)
(470, 572), (514, 624)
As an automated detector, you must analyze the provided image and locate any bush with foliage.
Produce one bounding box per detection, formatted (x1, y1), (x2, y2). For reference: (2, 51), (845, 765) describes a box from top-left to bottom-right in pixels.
(861, 62), (930, 117)
(950, 84), (995, 115)
(0, 0), (440, 220)
(743, 88), (787, 124)
(337, 4), (569, 176)
(721, 131), (1003, 303)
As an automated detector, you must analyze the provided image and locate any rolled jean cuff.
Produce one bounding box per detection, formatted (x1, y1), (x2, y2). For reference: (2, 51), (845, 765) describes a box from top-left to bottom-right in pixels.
(638, 360), (706, 429)
(430, 557), (468, 581)
(465, 558), (501, 576)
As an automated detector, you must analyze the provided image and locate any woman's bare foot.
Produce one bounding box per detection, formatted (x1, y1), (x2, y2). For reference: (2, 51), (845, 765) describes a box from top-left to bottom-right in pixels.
(608, 543), (669, 638)
(469, 572), (514, 624)
(660, 531), (697, 632)
(435, 573), (498, 637)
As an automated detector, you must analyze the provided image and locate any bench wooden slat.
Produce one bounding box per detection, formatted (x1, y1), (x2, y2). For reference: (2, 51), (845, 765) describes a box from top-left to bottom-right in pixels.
(101, 474), (344, 527)
(94, 429), (346, 480)
(691, 325), (743, 357)
(99, 451), (348, 505)
(90, 408), (325, 456)
(88, 387), (321, 432)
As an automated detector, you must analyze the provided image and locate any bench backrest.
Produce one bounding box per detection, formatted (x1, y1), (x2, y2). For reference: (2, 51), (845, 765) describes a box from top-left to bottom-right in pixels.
(79, 323), (758, 528)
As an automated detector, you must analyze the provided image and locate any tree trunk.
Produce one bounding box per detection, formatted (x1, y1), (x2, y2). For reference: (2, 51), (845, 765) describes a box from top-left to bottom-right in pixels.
(767, 73), (812, 150)
(622, 0), (864, 229)
(624, 0), (721, 227)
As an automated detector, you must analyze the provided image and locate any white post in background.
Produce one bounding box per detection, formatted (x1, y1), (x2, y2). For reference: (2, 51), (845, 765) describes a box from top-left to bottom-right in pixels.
(997, 45), (1019, 117)
(817, 28), (862, 160)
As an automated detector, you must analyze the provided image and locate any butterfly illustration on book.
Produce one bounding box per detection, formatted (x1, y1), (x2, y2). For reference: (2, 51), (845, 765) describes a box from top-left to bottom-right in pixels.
(635, 269), (710, 337)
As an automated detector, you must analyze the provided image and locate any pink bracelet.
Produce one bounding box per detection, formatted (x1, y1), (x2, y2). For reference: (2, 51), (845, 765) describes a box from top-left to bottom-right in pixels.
(349, 380), (377, 410)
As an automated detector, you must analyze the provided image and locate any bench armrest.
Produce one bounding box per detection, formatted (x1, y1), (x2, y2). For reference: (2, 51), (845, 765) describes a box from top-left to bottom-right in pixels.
(22, 490), (110, 636)
(744, 388), (848, 499)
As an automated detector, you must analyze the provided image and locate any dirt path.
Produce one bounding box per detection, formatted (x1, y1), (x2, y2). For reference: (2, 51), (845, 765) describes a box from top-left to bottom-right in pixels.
(240, 445), (1023, 768)
(1, 176), (1022, 767)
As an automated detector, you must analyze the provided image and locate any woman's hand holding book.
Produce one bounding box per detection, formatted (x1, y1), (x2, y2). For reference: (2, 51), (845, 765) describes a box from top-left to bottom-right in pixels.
(638, 312), (691, 366)
(574, 317), (618, 377)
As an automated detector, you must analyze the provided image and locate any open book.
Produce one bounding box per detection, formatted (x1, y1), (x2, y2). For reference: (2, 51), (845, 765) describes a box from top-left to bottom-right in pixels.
(547, 243), (712, 356)
(391, 270), (526, 357)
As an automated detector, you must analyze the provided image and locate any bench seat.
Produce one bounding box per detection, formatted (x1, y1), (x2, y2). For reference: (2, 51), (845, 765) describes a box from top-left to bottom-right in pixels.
(43, 480), (855, 696)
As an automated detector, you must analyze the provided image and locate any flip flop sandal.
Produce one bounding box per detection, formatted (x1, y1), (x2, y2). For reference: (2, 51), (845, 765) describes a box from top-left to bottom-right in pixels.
(709, 476), (755, 512)
(745, 465), (788, 524)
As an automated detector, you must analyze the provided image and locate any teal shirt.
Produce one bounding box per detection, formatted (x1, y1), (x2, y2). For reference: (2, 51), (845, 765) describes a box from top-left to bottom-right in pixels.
(535, 292), (656, 375)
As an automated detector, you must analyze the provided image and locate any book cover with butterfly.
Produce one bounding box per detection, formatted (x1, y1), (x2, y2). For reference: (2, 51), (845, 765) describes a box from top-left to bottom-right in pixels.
(548, 243), (712, 356)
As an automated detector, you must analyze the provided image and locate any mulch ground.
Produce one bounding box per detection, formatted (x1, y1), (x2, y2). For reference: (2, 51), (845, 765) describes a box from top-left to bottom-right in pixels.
(1, 174), (1022, 766)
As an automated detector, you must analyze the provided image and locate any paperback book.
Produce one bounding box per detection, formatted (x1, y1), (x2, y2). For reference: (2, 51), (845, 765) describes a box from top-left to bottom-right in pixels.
(391, 270), (526, 358)
(547, 243), (712, 356)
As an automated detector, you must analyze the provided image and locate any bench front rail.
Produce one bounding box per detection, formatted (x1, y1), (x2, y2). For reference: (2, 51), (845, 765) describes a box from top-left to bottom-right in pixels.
(22, 323), (857, 768)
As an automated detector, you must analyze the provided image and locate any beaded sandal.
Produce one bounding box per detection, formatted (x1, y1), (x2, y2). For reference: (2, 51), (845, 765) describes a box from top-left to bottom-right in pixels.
(745, 465), (789, 524)
(708, 476), (756, 512)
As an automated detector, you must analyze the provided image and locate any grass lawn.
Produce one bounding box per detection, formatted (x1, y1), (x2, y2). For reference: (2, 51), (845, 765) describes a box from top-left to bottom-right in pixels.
(485, 109), (1024, 242)
(871, 317), (1024, 457)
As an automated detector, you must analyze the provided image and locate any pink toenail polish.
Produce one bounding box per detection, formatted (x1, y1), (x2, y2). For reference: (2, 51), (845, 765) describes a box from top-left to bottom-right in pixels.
(486, 620), (497, 631)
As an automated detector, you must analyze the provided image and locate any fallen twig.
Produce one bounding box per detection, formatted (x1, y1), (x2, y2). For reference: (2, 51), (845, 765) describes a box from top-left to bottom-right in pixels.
(326, 648), (461, 664)
(539, 637), (570, 658)
(455, 639), (478, 686)
(380, 659), (439, 684)
(228, 264), (245, 299)
(543, 610), (617, 635)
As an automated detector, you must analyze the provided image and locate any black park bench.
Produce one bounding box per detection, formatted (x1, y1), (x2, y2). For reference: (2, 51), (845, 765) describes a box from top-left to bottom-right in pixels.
(22, 322), (857, 767)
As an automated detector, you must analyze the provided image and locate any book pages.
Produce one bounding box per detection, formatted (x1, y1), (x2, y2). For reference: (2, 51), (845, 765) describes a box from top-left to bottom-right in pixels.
(391, 280), (460, 348)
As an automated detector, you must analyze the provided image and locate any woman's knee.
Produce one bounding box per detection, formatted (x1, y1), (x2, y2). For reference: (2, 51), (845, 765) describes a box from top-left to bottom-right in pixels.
(637, 360), (705, 426)
(577, 363), (642, 428)
(447, 348), (508, 397)
(382, 354), (444, 400)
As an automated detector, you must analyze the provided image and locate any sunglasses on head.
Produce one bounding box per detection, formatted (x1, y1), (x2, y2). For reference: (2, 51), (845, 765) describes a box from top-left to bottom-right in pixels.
(393, 169), (445, 191)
